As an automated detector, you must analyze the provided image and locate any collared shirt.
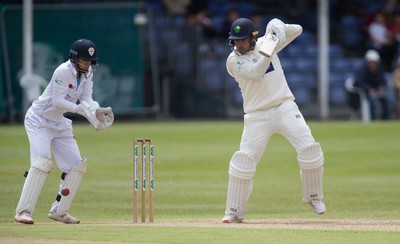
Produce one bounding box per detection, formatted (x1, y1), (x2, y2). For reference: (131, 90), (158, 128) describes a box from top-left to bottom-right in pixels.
(226, 24), (302, 113)
(30, 60), (96, 123)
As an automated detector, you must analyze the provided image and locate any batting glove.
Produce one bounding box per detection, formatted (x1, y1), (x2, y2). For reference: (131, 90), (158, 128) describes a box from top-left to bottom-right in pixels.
(265, 18), (286, 45)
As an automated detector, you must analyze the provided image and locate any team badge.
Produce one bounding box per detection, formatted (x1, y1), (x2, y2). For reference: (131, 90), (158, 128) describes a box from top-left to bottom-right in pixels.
(88, 47), (95, 56)
(236, 61), (244, 71)
(234, 25), (241, 33)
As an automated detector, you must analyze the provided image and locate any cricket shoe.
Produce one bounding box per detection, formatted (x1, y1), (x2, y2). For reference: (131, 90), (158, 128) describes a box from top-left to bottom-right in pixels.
(14, 211), (34, 224)
(310, 199), (326, 215)
(222, 214), (243, 223)
(48, 211), (80, 224)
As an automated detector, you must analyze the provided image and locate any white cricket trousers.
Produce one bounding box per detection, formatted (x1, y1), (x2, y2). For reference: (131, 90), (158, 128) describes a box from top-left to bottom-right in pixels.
(240, 100), (316, 163)
(24, 109), (82, 173)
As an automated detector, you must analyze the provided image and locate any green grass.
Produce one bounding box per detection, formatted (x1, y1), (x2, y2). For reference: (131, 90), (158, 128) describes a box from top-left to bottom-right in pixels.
(1, 120), (400, 243)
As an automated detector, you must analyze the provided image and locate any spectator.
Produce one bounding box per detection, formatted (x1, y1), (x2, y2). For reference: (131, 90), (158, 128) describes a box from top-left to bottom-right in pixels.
(381, 0), (400, 16)
(220, 8), (240, 38)
(391, 57), (400, 118)
(354, 49), (390, 120)
(284, 0), (318, 35)
(251, 11), (266, 36)
(387, 13), (400, 52)
(368, 11), (397, 71)
(186, 8), (218, 39)
(162, 0), (190, 15)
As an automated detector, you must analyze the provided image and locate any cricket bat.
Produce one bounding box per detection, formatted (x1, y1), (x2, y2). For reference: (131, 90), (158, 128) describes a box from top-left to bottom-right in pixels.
(259, 33), (279, 57)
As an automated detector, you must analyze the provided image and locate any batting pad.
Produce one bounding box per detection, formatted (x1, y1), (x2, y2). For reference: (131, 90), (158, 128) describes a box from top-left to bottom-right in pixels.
(56, 158), (87, 215)
(16, 157), (53, 215)
(297, 143), (324, 203)
(225, 151), (257, 220)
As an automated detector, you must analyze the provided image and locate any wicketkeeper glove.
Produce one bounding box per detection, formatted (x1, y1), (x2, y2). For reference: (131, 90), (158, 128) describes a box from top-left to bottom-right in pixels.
(76, 101), (101, 130)
(265, 18), (286, 46)
(95, 107), (114, 131)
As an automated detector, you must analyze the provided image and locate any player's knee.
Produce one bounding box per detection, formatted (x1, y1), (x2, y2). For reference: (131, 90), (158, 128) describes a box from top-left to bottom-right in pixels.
(70, 158), (87, 174)
(229, 151), (257, 180)
(297, 142), (324, 169)
(31, 156), (53, 173)
(240, 144), (264, 163)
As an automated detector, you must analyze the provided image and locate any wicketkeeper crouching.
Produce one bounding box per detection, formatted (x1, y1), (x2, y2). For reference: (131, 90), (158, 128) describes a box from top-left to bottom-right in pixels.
(15, 39), (113, 224)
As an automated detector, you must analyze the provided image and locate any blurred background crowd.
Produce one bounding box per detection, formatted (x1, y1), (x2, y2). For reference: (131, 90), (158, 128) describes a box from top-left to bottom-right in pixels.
(1, 0), (400, 122)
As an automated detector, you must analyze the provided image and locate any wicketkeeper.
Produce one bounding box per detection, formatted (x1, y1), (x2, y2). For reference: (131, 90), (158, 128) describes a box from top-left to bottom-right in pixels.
(222, 18), (326, 223)
(15, 39), (114, 224)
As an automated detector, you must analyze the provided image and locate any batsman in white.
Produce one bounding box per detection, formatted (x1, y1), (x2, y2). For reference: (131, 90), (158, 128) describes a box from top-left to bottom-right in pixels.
(14, 39), (114, 224)
(222, 18), (326, 223)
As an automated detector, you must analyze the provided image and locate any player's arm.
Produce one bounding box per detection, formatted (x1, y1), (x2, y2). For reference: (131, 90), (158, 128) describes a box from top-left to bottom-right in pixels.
(264, 18), (302, 53)
(79, 78), (114, 131)
(50, 71), (100, 128)
(276, 23), (303, 52)
(78, 75), (99, 109)
(51, 71), (80, 112)
(226, 54), (273, 80)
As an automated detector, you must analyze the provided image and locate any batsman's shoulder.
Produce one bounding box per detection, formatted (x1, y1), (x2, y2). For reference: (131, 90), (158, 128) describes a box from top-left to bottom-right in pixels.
(226, 53), (237, 64)
(227, 51), (247, 61)
(226, 55), (240, 75)
(226, 54), (246, 68)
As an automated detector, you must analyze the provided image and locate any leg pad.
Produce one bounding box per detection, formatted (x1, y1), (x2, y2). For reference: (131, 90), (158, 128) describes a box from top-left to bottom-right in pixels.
(55, 158), (87, 215)
(225, 151), (257, 220)
(297, 143), (324, 202)
(16, 157), (53, 215)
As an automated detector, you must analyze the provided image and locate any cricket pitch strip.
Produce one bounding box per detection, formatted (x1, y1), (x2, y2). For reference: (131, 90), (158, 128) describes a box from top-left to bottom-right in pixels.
(79, 218), (400, 231)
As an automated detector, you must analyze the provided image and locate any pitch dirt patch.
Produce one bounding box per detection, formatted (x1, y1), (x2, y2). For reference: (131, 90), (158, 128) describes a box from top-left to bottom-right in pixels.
(83, 219), (400, 231)
(149, 219), (400, 231)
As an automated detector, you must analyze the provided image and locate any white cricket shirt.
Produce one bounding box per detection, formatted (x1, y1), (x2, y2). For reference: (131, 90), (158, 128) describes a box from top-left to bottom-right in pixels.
(30, 60), (96, 123)
(226, 24), (303, 113)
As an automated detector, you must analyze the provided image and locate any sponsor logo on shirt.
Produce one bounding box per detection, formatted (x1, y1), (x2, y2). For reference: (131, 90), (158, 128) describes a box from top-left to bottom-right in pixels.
(55, 79), (63, 84)
(236, 61), (244, 71)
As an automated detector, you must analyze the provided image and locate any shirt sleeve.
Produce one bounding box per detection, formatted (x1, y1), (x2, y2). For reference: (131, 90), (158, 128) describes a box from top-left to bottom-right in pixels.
(226, 53), (273, 80)
(79, 74), (100, 109)
(276, 24), (303, 53)
(51, 70), (78, 112)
